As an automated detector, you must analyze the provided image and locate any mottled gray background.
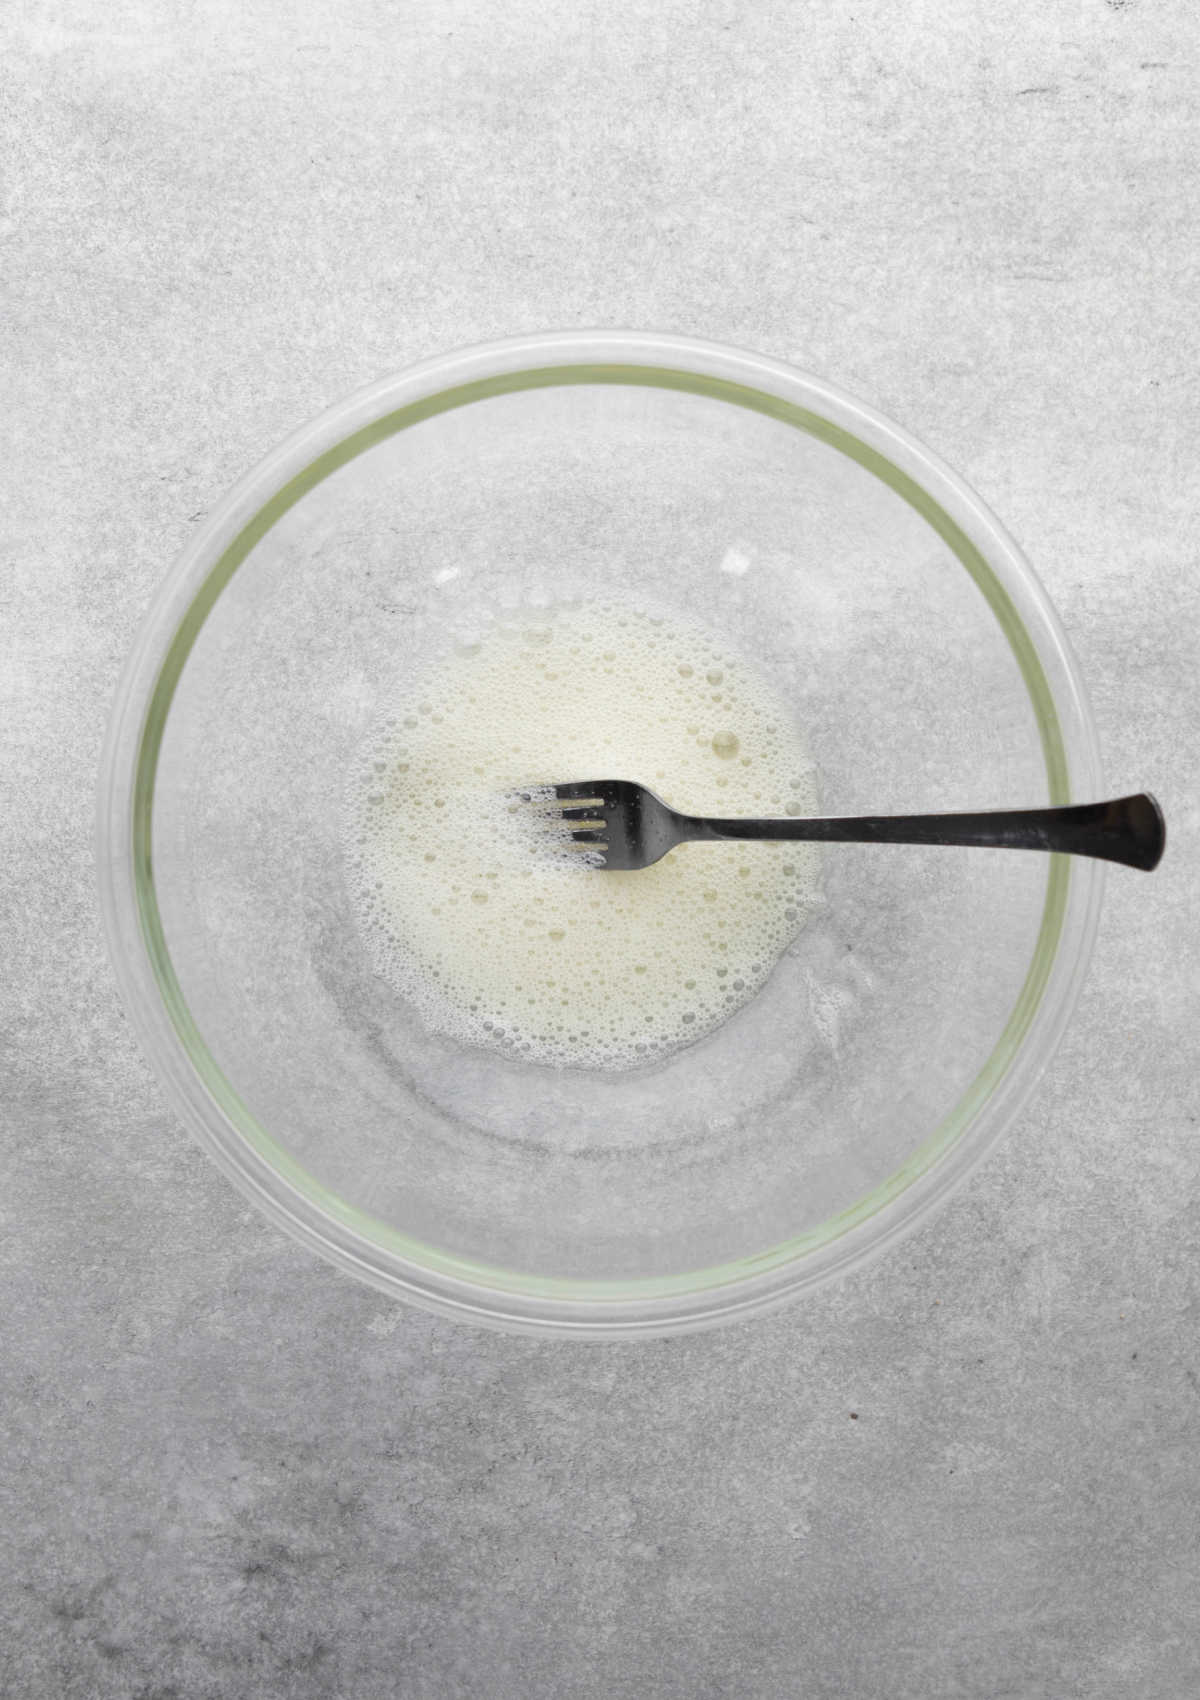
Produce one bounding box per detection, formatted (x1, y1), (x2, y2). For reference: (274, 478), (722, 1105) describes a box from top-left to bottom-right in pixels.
(3, 2), (1198, 1696)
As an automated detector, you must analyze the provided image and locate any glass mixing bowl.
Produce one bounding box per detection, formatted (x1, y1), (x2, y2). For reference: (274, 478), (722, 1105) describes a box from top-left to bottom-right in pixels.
(98, 332), (1103, 1336)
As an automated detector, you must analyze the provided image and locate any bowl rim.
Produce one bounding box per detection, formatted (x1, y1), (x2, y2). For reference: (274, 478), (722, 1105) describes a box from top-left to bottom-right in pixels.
(97, 329), (1104, 1337)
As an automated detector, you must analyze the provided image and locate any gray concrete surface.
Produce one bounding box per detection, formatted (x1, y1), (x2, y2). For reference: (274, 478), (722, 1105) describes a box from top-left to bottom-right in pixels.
(3, 2), (1198, 1695)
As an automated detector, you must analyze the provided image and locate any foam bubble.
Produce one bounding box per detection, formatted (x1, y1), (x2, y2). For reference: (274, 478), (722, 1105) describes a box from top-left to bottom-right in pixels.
(345, 600), (821, 1070)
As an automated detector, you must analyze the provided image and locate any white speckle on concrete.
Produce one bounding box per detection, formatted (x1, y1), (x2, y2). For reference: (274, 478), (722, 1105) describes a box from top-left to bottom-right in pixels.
(365, 1309), (404, 1337)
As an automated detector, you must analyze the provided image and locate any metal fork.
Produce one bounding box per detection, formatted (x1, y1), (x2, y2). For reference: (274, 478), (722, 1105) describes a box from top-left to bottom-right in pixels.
(538, 781), (1165, 872)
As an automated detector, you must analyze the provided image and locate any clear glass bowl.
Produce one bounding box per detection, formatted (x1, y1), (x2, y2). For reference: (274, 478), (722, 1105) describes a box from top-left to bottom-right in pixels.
(98, 332), (1103, 1336)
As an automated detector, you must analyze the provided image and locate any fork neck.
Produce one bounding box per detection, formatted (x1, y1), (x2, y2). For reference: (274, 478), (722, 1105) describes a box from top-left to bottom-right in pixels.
(673, 813), (805, 844)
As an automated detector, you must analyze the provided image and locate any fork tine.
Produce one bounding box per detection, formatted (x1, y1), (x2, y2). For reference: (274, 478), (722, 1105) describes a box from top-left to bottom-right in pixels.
(569, 830), (608, 845)
(558, 807), (606, 823)
(552, 781), (606, 803)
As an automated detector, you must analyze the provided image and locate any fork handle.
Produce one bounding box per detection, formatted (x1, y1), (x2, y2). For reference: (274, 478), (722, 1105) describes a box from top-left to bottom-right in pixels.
(676, 792), (1165, 872)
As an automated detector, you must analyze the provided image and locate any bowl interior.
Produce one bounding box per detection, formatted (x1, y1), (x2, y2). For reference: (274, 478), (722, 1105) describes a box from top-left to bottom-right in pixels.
(126, 351), (1094, 1319)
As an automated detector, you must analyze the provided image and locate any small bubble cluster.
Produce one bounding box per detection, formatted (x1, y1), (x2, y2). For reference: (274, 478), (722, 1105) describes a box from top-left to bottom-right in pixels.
(345, 601), (821, 1070)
